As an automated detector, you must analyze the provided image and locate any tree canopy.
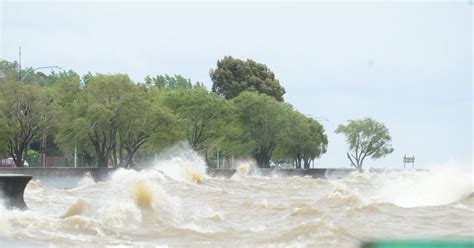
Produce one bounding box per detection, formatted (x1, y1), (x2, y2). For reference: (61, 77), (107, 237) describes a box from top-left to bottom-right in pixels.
(0, 79), (51, 167)
(335, 118), (394, 170)
(164, 87), (228, 152)
(275, 112), (328, 169)
(0, 58), (338, 169)
(210, 56), (285, 101)
(144, 74), (203, 90)
(231, 92), (292, 168)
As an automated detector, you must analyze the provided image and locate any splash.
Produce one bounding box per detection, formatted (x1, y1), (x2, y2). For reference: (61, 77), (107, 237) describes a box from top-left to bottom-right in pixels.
(186, 166), (204, 184)
(104, 168), (179, 226)
(0, 199), (9, 237)
(132, 181), (154, 210)
(61, 199), (90, 219)
(230, 160), (256, 182)
(152, 143), (207, 184)
(236, 161), (252, 176)
(372, 167), (473, 207)
(77, 173), (96, 187)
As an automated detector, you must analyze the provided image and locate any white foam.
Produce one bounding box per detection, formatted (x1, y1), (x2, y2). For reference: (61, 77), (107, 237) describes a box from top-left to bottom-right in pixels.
(0, 199), (10, 237)
(372, 166), (473, 207)
(151, 143), (207, 184)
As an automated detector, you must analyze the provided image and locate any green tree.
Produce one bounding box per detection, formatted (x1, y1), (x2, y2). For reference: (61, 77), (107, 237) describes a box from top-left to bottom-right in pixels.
(45, 70), (81, 89)
(55, 74), (134, 167)
(0, 59), (19, 81)
(32, 70), (81, 166)
(301, 118), (328, 168)
(117, 86), (177, 167)
(165, 87), (228, 152)
(54, 74), (178, 167)
(276, 112), (328, 169)
(210, 56), (285, 101)
(335, 118), (394, 171)
(0, 80), (51, 167)
(0, 112), (13, 157)
(49, 71), (85, 165)
(232, 92), (292, 168)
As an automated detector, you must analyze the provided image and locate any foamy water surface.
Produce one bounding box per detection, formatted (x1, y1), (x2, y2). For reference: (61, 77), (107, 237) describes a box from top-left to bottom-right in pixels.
(0, 156), (472, 247)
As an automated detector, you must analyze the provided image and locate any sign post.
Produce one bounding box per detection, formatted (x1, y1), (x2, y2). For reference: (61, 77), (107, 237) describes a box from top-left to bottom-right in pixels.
(403, 154), (415, 169)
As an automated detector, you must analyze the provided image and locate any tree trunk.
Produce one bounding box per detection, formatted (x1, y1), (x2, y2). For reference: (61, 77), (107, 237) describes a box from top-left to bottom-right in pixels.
(10, 141), (26, 168)
(255, 152), (270, 168)
(303, 159), (310, 169)
(12, 151), (24, 168)
(119, 142), (124, 167)
(97, 155), (107, 168)
(124, 148), (137, 168)
(111, 142), (117, 167)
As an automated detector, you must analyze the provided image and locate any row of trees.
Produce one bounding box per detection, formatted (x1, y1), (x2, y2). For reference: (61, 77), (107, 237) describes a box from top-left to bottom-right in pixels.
(0, 57), (329, 168)
(0, 56), (393, 169)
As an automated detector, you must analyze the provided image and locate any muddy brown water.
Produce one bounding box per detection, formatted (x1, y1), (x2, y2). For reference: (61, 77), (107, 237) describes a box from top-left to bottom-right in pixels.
(0, 162), (472, 247)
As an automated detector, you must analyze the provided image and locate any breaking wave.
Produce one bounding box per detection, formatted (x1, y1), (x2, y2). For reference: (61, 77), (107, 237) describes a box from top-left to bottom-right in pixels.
(151, 144), (207, 184)
(367, 167), (473, 207)
(1, 147), (472, 247)
(61, 199), (90, 218)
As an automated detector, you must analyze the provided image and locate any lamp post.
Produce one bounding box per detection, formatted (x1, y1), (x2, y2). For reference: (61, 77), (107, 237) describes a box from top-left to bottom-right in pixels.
(19, 65), (62, 167)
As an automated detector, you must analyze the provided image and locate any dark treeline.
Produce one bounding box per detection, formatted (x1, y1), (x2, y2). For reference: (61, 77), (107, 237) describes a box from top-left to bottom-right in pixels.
(0, 56), (329, 169)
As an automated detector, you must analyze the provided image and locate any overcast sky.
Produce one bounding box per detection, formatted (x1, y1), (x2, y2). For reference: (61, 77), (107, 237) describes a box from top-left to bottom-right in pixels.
(1, 1), (472, 169)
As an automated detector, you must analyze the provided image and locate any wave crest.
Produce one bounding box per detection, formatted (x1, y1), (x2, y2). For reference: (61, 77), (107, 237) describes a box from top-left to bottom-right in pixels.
(61, 199), (90, 218)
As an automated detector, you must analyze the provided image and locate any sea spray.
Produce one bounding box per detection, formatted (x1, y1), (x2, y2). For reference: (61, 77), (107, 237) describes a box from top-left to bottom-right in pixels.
(0, 199), (9, 237)
(151, 143), (207, 184)
(230, 160), (256, 181)
(372, 167), (473, 207)
(77, 173), (96, 187)
(236, 161), (253, 176)
(132, 181), (154, 212)
(105, 169), (179, 226)
(61, 199), (90, 218)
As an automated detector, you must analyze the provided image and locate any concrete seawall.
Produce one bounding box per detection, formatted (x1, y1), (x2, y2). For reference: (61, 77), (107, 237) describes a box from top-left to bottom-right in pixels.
(0, 167), (118, 180)
(0, 167), (119, 188)
(0, 167), (358, 182)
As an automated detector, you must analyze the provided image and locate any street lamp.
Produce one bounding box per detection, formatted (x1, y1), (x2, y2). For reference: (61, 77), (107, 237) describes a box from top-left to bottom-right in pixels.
(20, 66), (62, 82)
